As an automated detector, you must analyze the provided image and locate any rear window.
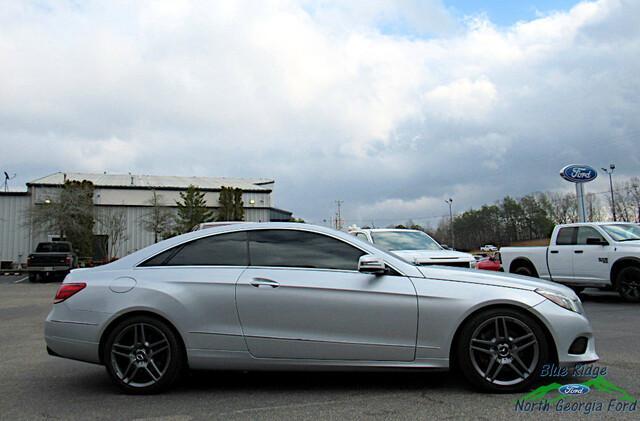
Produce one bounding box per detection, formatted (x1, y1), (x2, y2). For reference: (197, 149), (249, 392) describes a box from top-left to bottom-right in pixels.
(555, 227), (577, 245)
(36, 243), (71, 253)
(140, 231), (248, 266)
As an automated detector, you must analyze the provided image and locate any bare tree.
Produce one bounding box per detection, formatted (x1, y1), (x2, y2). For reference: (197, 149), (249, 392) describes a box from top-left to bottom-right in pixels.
(141, 190), (174, 242)
(96, 208), (128, 259)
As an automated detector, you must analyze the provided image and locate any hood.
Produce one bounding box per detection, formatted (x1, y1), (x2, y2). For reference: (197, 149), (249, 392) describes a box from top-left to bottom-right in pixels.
(393, 249), (475, 264)
(416, 265), (577, 296)
(615, 240), (640, 249)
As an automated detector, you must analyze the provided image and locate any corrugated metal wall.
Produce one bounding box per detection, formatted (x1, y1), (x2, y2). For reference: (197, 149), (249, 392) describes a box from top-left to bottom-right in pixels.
(0, 194), (32, 264)
(1, 188), (284, 262)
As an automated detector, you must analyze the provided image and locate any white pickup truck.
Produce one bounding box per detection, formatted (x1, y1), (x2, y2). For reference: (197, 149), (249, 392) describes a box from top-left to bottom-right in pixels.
(500, 222), (640, 301)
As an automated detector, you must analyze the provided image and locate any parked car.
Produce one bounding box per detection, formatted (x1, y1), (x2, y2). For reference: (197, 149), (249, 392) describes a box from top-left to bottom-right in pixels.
(500, 222), (640, 301)
(191, 221), (246, 231)
(480, 245), (498, 252)
(349, 228), (477, 268)
(27, 241), (77, 282)
(46, 223), (597, 394)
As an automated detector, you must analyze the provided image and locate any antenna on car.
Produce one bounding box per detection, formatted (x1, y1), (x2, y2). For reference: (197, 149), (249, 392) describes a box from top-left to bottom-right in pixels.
(3, 171), (16, 192)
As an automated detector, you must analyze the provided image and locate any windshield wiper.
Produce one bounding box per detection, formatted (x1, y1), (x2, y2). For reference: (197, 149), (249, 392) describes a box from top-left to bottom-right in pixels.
(618, 238), (640, 242)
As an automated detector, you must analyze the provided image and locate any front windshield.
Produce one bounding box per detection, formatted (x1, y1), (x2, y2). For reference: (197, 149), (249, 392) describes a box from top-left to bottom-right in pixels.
(371, 231), (442, 251)
(601, 224), (640, 242)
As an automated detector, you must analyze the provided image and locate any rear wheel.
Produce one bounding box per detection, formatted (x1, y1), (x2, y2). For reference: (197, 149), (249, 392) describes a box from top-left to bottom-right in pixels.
(28, 273), (39, 283)
(616, 266), (640, 303)
(513, 264), (536, 278)
(103, 316), (184, 394)
(456, 308), (549, 393)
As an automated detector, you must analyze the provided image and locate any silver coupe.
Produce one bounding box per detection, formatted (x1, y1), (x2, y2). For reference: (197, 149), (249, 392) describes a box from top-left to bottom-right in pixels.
(45, 223), (598, 394)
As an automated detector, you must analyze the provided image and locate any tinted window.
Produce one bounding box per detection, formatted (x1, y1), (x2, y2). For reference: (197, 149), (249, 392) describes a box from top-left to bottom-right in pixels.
(577, 226), (605, 245)
(140, 232), (248, 266)
(556, 227), (577, 245)
(249, 230), (364, 270)
(36, 242), (71, 252)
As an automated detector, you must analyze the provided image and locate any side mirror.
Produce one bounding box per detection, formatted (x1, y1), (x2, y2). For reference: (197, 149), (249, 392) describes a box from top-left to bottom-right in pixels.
(358, 255), (387, 275)
(586, 237), (608, 246)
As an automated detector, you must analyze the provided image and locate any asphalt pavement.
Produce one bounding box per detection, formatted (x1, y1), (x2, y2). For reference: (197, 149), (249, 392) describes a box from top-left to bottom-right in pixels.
(0, 282), (638, 420)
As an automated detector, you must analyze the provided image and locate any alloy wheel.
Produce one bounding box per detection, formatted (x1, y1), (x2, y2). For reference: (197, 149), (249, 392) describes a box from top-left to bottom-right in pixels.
(469, 316), (540, 386)
(110, 323), (171, 388)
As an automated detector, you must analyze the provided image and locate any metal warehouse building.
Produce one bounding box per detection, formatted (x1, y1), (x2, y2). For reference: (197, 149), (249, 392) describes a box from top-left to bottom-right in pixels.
(0, 172), (292, 266)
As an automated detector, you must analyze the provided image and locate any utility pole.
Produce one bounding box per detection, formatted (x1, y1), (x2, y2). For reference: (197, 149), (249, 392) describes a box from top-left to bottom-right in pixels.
(445, 198), (454, 249)
(334, 200), (343, 230)
(601, 164), (616, 221)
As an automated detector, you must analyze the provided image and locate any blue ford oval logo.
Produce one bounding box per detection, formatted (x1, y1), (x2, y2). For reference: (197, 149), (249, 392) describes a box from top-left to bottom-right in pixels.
(558, 384), (591, 395)
(560, 164), (598, 183)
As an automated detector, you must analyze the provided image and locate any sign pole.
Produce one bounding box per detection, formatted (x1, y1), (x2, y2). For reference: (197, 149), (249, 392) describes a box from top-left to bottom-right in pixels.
(560, 164), (598, 223)
(576, 183), (586, 222)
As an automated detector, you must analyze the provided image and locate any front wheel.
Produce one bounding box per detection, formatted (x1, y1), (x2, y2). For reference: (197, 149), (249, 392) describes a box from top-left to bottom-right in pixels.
(456, 308), (549, 393)
(103, 316), (184, 394)
(616, 266), (640, 303)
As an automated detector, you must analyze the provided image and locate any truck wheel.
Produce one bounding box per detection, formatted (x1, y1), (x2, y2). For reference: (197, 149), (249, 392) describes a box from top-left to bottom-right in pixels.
(569, 286), (584, 295)
(28, 273), (39, 283)
(513, 264), (536, 278)
(616, 266), (640, 303)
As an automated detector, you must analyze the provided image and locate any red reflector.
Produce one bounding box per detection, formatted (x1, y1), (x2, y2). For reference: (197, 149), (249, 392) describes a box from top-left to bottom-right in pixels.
(54, 283), (86, 304)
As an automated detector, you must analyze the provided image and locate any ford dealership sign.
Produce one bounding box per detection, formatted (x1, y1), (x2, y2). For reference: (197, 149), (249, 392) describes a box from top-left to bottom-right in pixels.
(560, 165), (598, 183)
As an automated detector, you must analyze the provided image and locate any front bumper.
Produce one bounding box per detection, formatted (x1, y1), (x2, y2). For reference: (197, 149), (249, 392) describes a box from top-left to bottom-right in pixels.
(532, 299), (599, 366)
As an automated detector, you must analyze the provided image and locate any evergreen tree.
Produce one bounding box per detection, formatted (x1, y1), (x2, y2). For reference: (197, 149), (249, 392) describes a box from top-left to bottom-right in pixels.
(175, 185), (213, 233)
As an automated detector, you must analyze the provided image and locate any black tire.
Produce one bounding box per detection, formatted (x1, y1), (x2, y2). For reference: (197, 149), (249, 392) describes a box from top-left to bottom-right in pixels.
(616, 266), (640, 303)
(103, 315), (184, 394)
(456, 308), (550, 393)
(28, 273), (39, 283)
(513, 264), (536, 278)
(569, 286), (584, 295)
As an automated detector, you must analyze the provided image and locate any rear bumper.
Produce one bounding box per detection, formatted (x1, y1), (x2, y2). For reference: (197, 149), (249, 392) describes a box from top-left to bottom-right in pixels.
(29, 266), (70, 272)
(44, 305), (109, 364)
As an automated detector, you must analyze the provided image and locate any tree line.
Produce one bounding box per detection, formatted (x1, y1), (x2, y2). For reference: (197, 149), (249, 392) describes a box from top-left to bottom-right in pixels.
(430, 177), (640, 250)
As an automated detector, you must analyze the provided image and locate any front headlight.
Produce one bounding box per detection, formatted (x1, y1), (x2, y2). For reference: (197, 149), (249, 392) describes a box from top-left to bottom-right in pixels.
(535, 288), (582, 313)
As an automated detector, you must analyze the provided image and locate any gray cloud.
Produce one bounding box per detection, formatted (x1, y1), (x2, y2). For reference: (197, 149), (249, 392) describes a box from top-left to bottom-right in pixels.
(1, 0), (638, 227)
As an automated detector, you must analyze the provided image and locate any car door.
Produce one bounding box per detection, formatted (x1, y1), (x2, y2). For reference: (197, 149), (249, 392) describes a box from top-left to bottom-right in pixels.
(235, 229), (418, 361)
(572, 226), (611, 284)
(547, 227), (577, 283)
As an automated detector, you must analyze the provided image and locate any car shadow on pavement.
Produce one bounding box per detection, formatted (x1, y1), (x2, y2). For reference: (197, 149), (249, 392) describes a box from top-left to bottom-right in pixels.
(177, 370), (468, 395)
(579, 289), (631, 304)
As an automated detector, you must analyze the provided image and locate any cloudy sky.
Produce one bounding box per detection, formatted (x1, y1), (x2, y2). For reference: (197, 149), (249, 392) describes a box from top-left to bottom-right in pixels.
(1, 0), (639, 226)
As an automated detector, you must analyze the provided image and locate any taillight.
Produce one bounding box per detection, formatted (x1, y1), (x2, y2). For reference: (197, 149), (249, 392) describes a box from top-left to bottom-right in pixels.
(54, 283), (86, 304)
(65, 256), (72, 265)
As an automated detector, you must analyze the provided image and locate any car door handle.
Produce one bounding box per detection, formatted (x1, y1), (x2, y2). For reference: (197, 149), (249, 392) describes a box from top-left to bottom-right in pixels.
(250, 278), (280, 288)
(574, 250), (584, 254)
(550, 250), (559, 254)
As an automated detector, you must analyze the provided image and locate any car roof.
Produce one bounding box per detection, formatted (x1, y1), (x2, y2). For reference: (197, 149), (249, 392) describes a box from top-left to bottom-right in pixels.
(557, 222), (635, 227)
(97, 222), (423, 277)
(351, 228), (425, 233)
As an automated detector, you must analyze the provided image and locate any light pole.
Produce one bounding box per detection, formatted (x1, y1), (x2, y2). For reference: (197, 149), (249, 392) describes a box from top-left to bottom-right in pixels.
(445, 198), (454, 249)
(601, 164), (616, 221)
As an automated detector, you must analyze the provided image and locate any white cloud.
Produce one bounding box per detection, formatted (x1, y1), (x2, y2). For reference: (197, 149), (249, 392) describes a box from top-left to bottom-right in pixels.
(0, 0), (639, 225)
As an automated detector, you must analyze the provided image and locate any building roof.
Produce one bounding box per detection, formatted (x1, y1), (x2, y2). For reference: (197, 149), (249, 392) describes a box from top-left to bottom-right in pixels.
(28, 172), (274, 191)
